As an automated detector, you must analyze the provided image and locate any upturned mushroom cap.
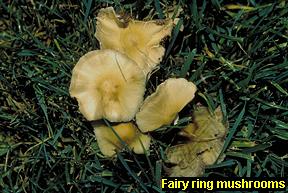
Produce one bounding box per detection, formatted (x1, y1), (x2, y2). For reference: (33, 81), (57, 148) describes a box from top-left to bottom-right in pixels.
(136, 78), (197, 132)
(95, 7), (173, 75)
(93, 122), (151, 157)
(69, 49), (145, 122)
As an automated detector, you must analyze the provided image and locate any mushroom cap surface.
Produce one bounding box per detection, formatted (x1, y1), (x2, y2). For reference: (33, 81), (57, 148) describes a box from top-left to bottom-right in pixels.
(93, 122), (151, 157)
(70, 49), (145, 122)
(95, 7), (173, 75)
(136, 78), (197, 132)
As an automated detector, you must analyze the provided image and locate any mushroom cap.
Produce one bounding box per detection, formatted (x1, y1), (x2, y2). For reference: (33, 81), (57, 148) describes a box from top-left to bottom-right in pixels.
(93, 122), (151, 157)
(69, 49), (146, 122)
(95, 7), (173, 75)
(136, 78), (197, 132)
(165, 106), (227, 177)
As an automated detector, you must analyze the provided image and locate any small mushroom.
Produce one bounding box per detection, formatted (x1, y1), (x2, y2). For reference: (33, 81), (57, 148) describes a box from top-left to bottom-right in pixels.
(93, 122), (151, 157)
(136, 78), (197, 132)
(69, 49), (145, 122)
(95, 7), (173, 75)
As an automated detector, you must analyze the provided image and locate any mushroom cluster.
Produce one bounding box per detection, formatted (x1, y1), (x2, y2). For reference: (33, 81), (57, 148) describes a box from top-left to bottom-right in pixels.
(69, 7), (197, 157)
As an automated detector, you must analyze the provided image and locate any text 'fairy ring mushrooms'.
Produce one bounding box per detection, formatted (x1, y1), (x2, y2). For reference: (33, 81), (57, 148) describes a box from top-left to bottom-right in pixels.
(136, 78), (197, 133)
(69, 49), (146, 122)
(95, 7), (174, 75)
(93, 122), (151, 157)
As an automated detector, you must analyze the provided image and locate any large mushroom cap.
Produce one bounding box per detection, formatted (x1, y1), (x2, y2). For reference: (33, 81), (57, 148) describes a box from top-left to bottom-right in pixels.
(136, 78), (197, 132)
(93, 122), (151, 157)
(95, 7), (173, 75)
(69, 49), (146, 122)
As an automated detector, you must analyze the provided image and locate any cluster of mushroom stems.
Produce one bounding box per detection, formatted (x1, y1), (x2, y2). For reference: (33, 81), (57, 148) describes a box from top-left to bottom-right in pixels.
(69, 7), (197, 157)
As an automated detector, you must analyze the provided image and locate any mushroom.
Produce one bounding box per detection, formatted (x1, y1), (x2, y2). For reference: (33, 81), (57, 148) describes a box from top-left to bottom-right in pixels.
(136, 78), (197, 132)
(69, 49), (146, 122)
(95, 7), (173, 75)
(165, 106), (228, 177)
(93, 122), (151, 157)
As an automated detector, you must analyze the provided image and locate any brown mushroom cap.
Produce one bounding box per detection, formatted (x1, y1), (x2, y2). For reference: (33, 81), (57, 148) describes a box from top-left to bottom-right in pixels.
(69, 49), (146, 122)
(165, 106), (228, 177)
(93, 122), (151, 157)
(95, 7), (173, 75)
(136, 78), (197, 132)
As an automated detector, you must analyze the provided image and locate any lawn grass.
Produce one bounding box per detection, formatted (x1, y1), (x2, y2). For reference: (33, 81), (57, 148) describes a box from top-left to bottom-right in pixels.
(1, 0), (288, 192)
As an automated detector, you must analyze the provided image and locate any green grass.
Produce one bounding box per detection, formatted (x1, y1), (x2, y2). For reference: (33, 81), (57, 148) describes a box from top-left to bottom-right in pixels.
(1, 0), (288, 192)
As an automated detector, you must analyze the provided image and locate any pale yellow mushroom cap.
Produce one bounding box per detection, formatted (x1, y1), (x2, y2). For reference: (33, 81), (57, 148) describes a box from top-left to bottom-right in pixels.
(69, 49), (145, 122)
(93, 122), (151, 157)
(136, 78), (197, 132)
(95, 7), (173, 75)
